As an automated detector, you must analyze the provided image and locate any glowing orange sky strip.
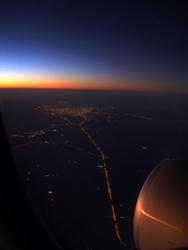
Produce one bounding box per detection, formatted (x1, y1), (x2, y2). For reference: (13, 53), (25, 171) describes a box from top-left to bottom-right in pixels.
(141, 209), (181, 232)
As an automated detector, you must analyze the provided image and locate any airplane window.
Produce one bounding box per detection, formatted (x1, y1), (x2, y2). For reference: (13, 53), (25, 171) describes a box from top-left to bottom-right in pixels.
(0, 1), (188, 250)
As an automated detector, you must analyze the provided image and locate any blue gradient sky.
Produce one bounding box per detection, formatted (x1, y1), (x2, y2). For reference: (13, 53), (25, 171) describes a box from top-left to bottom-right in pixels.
(0, 1), (187, 91)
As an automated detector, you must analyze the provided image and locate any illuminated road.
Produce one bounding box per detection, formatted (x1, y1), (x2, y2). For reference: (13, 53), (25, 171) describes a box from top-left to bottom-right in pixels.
(80, 120), (127, 248)
(14, 141), (42, 150)
(13, 110), (127, 248)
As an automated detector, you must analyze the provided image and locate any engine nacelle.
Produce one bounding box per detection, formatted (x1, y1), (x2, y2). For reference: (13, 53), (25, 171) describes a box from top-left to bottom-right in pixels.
(134, 160), (188, 250)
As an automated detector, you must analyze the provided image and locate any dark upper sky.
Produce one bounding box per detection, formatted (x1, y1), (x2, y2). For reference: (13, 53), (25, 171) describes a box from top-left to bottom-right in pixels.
(0, 1), (188, 91)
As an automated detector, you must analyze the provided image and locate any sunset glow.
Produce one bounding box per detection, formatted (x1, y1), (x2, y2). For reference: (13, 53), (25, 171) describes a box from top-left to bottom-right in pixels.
(0, 1), (187, 93)
(0, 71), (135, 90)
(0, 71), (93, 89)
(0, 71), (172, 92)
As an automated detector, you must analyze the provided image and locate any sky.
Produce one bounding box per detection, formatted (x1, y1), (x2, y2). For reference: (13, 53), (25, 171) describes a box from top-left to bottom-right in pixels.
(0, 1), (188, 92)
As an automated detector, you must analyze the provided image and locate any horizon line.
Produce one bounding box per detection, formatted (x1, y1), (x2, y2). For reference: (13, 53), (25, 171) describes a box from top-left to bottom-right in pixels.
(0, 86), (187, 95)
